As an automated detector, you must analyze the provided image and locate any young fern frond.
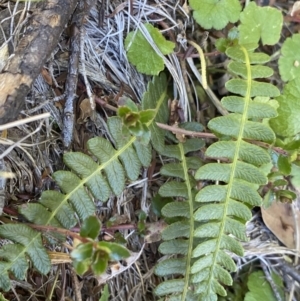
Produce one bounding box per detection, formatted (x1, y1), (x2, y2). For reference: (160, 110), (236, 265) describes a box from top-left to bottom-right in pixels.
(192, 45), (278, 300)
(0, 74), (169, 292)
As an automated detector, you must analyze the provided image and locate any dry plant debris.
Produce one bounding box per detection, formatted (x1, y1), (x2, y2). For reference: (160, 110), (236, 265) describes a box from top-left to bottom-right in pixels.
(0, 0), (300, 300)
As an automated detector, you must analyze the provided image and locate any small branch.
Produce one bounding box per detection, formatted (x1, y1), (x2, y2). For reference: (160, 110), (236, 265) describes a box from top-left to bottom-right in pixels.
(62, 22), (80, 148)
(94, 96), (118, 112)
(62, 0), (96, 148)
(247, 140), (288, 156)
(0, 112), (50, 131)
(156, 122), (288, 156)
(156, 122), (216, 139)
(70, 266), (82, 301)
(279, 260), (300, 283)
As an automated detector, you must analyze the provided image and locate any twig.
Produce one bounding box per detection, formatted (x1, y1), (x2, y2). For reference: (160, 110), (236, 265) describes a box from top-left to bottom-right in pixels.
(46, 268), (60, 301)
(156, 122), (289, 156)
(280, 261), (300, 283)
(70, 266), (82, 301)
(0, 112), (50, 131)
(62, 22), (80, 148)
(94, 96), (118, 112)
(156, 122), (216, 139)
(29, 223), (90, 242)
(62, 0), (96, 148)
(80, 26), (94, 110)
(59, 265), (66, 301)
(0, 119), (46, 160)
(29, 222), (136, 237)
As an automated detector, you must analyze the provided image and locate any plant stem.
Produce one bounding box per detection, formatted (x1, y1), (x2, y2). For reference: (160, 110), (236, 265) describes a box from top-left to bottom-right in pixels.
(156, 122), (288, 155)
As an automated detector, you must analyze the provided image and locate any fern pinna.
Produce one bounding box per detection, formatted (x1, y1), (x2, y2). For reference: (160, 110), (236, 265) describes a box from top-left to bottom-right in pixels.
(0, 74), (168, 292)
(155, 45), (279, 301)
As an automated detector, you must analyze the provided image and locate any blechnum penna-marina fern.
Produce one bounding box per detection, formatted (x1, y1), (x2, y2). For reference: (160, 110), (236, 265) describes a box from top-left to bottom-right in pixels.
(0, 74), (169, 292)
(155, 44), (279, 301)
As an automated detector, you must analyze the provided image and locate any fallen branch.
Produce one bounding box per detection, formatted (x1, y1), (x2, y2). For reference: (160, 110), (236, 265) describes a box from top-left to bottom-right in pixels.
(0, 0), (78, 124)
(62, 0), (96, 148)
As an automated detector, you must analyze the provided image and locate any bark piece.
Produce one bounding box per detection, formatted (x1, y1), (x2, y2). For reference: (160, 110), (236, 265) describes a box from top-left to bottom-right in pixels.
(0, 0), (78, 124)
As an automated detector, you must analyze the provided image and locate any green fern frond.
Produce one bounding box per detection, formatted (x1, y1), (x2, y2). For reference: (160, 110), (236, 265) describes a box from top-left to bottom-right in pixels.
(0, 74), (169, 292)
(155, 44), (278, 301)
(191, 44), (277, 300)
(0, 224), (51, 291)
(154, 143), (203, 300)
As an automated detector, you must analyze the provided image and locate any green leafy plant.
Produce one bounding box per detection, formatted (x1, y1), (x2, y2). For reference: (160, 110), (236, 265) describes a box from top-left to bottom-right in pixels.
(154, 142), (203, 300)
(238, 2), (282, 48)
(244, 270), (284, 301)
(219, 268), (284, 301)
(278, 34), (300, 82)
(117, 97), (155, 143)
(189, 0), (241, 30)
(154, 43), (279, 301)
(0, 74), (169, 292)
(125, 23), (175, 75)
(71, 216), (130, 275)
(153, 2), (284, 300)
(0, 225), (50, 290)
(99, 284), (110, 301)
(0, 1), (295, 300)
(270, 78), (300, 138)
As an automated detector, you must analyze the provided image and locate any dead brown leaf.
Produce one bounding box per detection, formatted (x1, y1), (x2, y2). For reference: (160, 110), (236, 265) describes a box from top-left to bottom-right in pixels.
(77, 97), (95, 124)
(41, 67), (53, 86)
(261, 201), (299, 249)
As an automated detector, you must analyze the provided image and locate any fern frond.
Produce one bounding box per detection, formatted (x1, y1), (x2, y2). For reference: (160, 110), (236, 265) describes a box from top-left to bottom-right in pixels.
(0, 224), (51, 291)
(155, 143), (202, 300)
(0, 74), (169, 291)
(155, 44), (278, 301)
(191, 44), (278, 300)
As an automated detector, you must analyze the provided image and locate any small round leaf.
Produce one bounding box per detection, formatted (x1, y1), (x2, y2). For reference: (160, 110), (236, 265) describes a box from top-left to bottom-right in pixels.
(80, 216), (101, 240)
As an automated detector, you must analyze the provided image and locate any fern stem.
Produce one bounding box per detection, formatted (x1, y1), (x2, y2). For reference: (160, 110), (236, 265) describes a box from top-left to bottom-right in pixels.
(179, 143), (194, 300)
